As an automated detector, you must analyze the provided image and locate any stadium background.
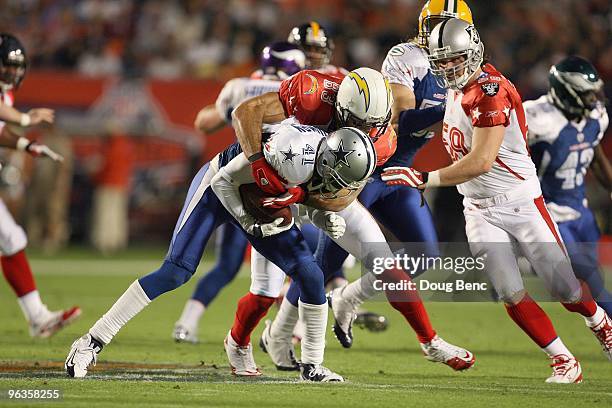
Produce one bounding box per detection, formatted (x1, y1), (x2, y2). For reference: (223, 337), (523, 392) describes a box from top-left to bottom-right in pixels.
(0, 0), (610, 251)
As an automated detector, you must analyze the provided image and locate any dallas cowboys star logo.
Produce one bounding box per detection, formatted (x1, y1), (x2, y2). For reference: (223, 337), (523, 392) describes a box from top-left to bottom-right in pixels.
(280, 146), (298, 164)
(331, 140), (355, 167)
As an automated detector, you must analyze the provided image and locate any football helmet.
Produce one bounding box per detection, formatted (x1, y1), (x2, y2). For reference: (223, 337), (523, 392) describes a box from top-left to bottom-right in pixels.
(336, 67), (393, 139)
(548, 56), (605, 120)
(0, 33), (27, 91)
(428, 18), (484, 90)
(260, 42), (306, 80)
(314, 127), (377, 196)
(418, 0), (473, 48)
(288, 21), (333, 69)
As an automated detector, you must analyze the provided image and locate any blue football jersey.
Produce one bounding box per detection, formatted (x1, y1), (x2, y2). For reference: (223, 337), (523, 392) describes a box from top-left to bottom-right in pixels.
(381, 42), (447, 167)
(525, 95), (609, 217)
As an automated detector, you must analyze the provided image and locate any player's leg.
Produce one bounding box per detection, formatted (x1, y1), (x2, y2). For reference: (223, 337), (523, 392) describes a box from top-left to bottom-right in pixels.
(514, 197), (611, 362)
(560, 210), (612, 316)
(174, 222), (248, 343)
(245, 227), (343, 381)
(0, 199), (80, 337)
(466, 200), (581, 383)
(66, 163), (224, 378)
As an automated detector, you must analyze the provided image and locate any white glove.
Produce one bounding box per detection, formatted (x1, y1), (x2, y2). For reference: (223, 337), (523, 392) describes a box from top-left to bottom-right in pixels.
(308, 209), (346, 239)
(17, 137), (64, 162)
(246, 217), (295, 238)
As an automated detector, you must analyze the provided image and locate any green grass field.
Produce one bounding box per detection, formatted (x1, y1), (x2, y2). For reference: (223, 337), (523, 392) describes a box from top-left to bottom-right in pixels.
(0, 247), (611, 407)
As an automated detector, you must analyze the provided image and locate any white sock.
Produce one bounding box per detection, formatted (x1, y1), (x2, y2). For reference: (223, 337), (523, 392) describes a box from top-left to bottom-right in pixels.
(584, 305), (606, 328)
(270, 298), (298, 342)
(89, 280), (151, 344)
(299, 300), (327, 365)
(17, 290), (49, 325)
(542, 337), (573, 359)
(177, 299), (205, 330)
(341, 272), (378, 306)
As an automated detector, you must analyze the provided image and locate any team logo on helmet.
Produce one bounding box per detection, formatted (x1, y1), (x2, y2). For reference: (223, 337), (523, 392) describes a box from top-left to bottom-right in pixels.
(330, 139), (355, 167)
(348, 72), (370, 110)
(304, 73), (319, 95)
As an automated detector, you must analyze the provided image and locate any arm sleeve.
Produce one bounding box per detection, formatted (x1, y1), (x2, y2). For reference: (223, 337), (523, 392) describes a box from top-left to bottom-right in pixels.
(381, 48), (415, 89)
(397, 104), (445, 137)
(465, 84), (512, 128)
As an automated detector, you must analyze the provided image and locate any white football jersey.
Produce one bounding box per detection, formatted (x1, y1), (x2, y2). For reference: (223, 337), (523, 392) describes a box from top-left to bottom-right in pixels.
(382, 42), (431, 92)
(263, 120), (327, 186)
(215, 77), (281, 123)
(442, 64), (537, 199)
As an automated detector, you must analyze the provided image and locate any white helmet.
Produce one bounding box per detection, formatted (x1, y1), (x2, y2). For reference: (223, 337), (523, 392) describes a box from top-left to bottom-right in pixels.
(428, 18), (484, 90)
(336, 67), (393, 133)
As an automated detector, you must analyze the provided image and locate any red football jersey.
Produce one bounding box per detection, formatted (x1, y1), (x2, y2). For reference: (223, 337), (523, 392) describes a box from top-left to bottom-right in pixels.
(278, 70), (394, 166)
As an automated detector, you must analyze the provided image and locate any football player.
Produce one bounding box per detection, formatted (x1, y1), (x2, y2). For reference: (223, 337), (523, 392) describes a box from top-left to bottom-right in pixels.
(0, 33), (80, 337)
(173, 42), (307, 344)
(525, 56), (612, 317)
(312, 0), (475, 356)
(287, 21), (348, 76)
(231, 63), (475, 372)
(65, 120), (376, 382)
(382, 19), (612, 383)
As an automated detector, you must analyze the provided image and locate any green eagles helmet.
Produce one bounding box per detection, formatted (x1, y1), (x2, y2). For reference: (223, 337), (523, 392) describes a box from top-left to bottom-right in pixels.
(548, 56), (604, 120)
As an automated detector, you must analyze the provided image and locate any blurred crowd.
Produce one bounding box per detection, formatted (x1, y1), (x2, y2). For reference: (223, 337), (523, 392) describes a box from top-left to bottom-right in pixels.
(1, 0), (611, 99)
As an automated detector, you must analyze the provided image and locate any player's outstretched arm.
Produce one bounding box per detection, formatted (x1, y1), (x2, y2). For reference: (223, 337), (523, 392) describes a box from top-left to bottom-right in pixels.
(194, 105), (226, 135)
(304, 186), (363, 212)
(390, 83), (444, 137)
(0, 103), (54, 128)
(0, 126), (64, 161)
(382, 125), (505, 189)
(590, 144), (612, 192)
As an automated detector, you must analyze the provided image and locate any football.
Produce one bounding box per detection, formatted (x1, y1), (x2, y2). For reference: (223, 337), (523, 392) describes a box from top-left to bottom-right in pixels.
(238, 183), (293, 226)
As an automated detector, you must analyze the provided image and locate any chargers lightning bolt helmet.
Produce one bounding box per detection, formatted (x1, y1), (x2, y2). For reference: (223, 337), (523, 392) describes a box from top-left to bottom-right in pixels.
(335, 67), (393, 139)
(548, 56), (605, 120)
(428, 18), (484, 90)
(0, 33), (27, 91)
(260, 42), (306, 80)
(288, 21), (334, 69)
(418, 0), (473, 48)
(314, 127), (377, 197)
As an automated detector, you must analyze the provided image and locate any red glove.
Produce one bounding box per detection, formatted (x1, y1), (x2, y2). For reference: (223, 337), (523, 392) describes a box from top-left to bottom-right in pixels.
(250, 155), (287, 195)
(381, 166), (428, 189)
(262, 186), (307, 209)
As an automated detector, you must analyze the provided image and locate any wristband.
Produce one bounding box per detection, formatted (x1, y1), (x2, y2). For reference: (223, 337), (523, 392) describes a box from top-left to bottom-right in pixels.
(16, 137), (31, 151)
(248, 152), (264, 163)
(427, 170), (441, 188)
(20, 114), (31, 127)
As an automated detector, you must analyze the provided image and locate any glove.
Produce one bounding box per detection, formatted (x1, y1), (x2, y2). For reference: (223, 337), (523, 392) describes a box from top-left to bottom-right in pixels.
(309, 209), (346, 239)
(249, 217), (295, 238)
(262, 186), (307, 209)
(17, 138), (64, 162)
(250, 155), (287, 195)
(381, 167), (428, 189)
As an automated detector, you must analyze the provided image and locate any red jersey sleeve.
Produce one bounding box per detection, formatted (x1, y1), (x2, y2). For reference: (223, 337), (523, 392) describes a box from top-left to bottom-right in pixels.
(277, 70), (339, 126)
(462, 78), (512, 128)
(370, 125), (397, 166)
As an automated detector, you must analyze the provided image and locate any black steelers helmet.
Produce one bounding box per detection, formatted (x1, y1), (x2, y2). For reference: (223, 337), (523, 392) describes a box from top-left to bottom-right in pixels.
(288, 21), (334, 70)
(0, 33), (27, 90)
(548, 56), (604, 120)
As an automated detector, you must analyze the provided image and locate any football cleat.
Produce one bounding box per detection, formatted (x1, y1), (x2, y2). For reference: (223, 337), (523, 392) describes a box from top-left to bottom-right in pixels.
(300, 363), (344, 382)
(30, 306), (81, 338)
(259, 320), (299, 371)
(588, 312), (612, 361)
(173, 324), (199, 344)
(354, 311), (388, 332)
(420, 335), (475, 371)
(545, 354), (582, 384)
(327, 287), (356, 348)
(65, 333), (103, 378)
(224, 331), (261, 376)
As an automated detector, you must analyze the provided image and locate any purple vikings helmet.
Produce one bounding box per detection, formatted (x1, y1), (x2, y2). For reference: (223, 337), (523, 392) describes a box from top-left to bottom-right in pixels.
(260, 42), (306, 79)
